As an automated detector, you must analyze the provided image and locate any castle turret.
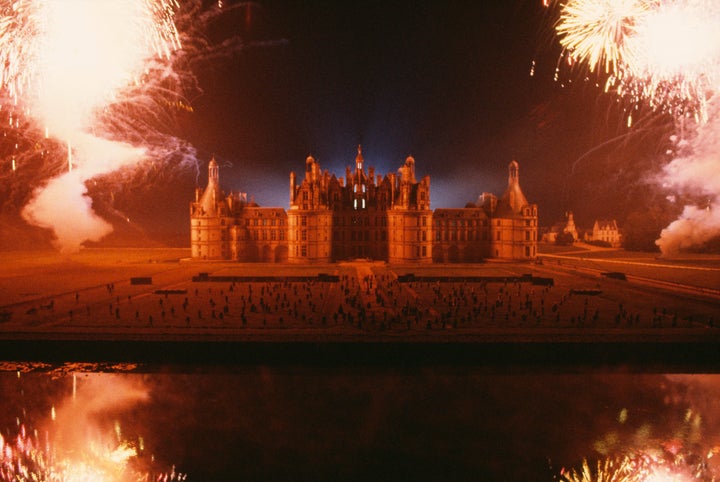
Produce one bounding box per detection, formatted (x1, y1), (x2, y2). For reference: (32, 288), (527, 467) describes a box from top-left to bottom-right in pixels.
(198, 157), (224, 216)
(490, 160), (537, 260)
(496, 160), (529, 216)
(191, 157), (227, 259)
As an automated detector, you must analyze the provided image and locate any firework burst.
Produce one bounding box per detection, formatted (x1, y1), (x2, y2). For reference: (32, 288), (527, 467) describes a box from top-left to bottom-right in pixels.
(555, 0), (650, 75)
(0, 0), (181, 139)
(0, 0), (201, 251)
(554, 0), (720, 121)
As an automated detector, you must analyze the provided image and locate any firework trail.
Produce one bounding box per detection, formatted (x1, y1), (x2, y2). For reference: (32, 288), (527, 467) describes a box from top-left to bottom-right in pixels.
(552, 0), (720, 254)
(0, 0), (185, 251)
(0, 0), (257, 251)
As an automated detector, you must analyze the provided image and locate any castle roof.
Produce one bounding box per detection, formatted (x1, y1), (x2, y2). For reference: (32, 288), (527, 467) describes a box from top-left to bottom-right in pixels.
(199, 156), (224, 215)
(495, 160), (529, 217)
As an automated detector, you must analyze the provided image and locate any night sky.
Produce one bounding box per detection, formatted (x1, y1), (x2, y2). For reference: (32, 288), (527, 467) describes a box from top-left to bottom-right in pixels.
(178, 0), (661, 228)
(176, 0), (673, 235)
(1, 0), (676, 247)
(188, 1), (550, 208)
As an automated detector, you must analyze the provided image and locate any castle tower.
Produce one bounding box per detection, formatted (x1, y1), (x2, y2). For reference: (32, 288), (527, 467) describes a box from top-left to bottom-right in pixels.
(287, 155), (332, 263)
(564, 211), (579, 241)
(387, 155), (432, 264)
(190, 157), (227, 259)
(490, 160), (538, 260)
(352, 145), (368, 210)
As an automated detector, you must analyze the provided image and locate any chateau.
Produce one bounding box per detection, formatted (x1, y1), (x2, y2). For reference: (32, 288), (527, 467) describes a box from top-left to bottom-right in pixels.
(190, 147), (538, 263)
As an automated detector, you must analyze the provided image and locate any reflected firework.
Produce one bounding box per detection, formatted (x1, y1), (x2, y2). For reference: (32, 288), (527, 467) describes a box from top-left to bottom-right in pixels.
(560, 452), (710, 482)
(0, 373), (184, 482)
(560, 458), (635, 482)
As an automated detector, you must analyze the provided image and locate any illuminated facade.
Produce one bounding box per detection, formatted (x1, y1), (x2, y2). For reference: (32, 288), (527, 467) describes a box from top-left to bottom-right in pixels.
(190, 147), (537, 262)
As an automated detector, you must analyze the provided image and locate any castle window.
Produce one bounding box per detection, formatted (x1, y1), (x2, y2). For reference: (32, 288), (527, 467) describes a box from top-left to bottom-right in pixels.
(301, 230), (307, 241)
(301, 216), (307, 226)
(303, 191), (309, 200)
(525, 231), (530, 241)
(279, 231), (284, 241)
(496, 231), (501, 241)
(422, 246), (427, 257)
(301, 245), (307, 257)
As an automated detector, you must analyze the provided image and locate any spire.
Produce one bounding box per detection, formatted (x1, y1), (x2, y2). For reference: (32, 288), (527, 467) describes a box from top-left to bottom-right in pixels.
(508, 159), (519, 186)
(356, 144), (363, 172)
(199, 156), (223, 215)
(208, 156), (219, 186)
(496, 160), (529, 216)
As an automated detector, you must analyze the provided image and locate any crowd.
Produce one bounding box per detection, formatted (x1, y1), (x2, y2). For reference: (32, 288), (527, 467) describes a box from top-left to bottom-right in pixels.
(8, 268), (716, 333)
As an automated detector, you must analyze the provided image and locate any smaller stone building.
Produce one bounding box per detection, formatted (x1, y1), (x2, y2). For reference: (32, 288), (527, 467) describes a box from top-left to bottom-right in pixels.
(585, 219), (622, 247)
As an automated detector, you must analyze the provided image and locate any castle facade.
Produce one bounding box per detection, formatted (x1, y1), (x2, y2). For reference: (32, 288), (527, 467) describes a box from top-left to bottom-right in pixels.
(190, 147), (538, 263)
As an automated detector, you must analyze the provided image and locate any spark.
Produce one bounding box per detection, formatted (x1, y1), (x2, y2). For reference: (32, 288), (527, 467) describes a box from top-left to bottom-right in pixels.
(551, 0), (720, 254)
(554, 0), (720, 120)
(0, 0), (187, 252)
(0, 374), (186, 482)
(560, 454), (701, 482)
(555, 0), (650, 75)
(0, 0), (181, 142)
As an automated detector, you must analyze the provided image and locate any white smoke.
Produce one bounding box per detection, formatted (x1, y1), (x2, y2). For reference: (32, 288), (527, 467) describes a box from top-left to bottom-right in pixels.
(22, 135), (146, 253)
(656, 95), (720, 256)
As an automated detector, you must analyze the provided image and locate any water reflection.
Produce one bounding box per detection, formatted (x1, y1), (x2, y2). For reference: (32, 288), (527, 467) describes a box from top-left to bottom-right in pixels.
(1, 366), (719, 481)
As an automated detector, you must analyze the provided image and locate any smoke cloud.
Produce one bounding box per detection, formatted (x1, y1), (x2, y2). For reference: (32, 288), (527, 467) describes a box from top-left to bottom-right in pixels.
(21, 135), (146, 253)
(656, 96), (720, 255)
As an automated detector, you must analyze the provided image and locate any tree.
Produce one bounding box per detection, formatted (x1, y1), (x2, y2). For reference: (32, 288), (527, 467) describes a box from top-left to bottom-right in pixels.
(555, 231), (576, 246)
